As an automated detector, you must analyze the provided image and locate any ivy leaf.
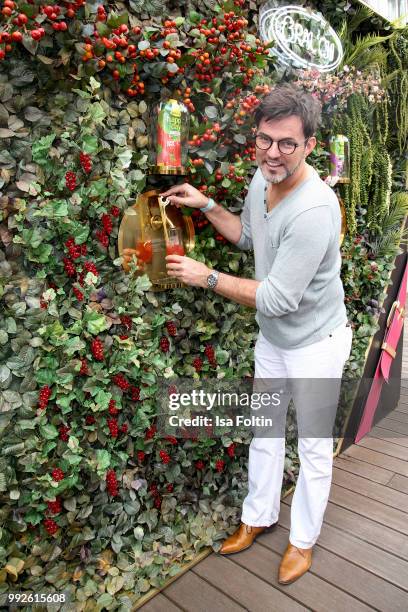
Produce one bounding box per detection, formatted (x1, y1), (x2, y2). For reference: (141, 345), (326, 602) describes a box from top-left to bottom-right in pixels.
(81, 135), (98, 154)
(64, 336), (86, 356)
(204, 106), (218, 119)
(32, 134), (56, 166)
(95, 449), (111, 474)
(33, 199), (68, 218)
(39, 424), (59, 440)
(84, 310), (108, 335)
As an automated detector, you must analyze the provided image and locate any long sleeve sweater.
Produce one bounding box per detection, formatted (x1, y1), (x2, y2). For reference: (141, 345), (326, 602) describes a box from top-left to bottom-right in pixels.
(236, 166), (347, 348)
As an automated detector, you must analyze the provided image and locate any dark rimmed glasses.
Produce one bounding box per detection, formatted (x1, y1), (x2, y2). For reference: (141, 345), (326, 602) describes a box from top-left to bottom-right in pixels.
(255, 134), (309, 155)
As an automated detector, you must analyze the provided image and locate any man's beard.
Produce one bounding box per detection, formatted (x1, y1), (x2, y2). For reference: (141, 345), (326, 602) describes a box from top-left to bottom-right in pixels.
(260, 157), (303, 184)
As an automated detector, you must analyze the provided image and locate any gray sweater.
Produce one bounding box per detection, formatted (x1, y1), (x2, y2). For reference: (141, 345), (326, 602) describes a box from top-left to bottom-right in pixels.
(236, 167), (347, 348)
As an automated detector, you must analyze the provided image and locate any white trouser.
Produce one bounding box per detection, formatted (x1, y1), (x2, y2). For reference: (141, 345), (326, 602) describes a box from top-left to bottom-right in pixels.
(241, 322), (353, 548)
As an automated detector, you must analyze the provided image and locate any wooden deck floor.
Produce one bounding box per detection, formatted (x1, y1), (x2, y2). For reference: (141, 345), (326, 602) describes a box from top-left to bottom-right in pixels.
(140, 327), (408, 612)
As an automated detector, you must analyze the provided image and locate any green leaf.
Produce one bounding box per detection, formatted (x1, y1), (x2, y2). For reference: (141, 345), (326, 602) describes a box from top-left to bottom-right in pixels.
(189, 11), (202, 23)
(33, 199), (68, 218)
(82, 135), (98, 154)
(32, 134), (56, 166)
(84, 310), (108, 335)
(204, 106), (218, 119)
(96, 449), (111, 474)
(64, 336), (86, 356)
(39, 424), (59, 440)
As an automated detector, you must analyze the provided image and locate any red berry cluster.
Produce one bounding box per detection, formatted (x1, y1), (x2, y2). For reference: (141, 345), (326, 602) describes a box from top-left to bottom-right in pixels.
(215, 459), (225, 473)
(130, 385), (140, 401)
(58, 425), (70, 442)
(79, 357), (89, 375)
(107, 417), (119, 438)
(47, 497), (62, 514)
(165, 321), (177, 337)
(112, 373), (130, 391)
(91, 337), (104, 361)
(110, 205), (120, 218)
(108, 398), (119, 415)
(51, 468), (64, 482)
(96, 229), (109, 248)
(96, 212), (114, 248)
(148, 482), (163, 508)
(195, 460), (205, 470)
(190, 123), (221, 149)
(205, 344), (217, 367)
(145, 424), (157, 440)
(227, 443), (236, 458)
(160, 337), (170, 353)
(166, 483), (174, 492)
(65, 237), (87, 259)
(79, 152), (92, 174)
(120, 315), (132, 330)
(106, 469), (119, 497)
(164, 435), (178, 445)
(65, 171), (77, 191)
(63, 257), (76, 278)
(43, 518), (58, 535)
(85, 414), (96, 425)
(73, 286), (84, 301)
(38, 385), (51, 410)
(83, 261), (99, 276)
(121, 423), (128, 434)
(193, 357), (203, 373)
(137, 450), (146, 462)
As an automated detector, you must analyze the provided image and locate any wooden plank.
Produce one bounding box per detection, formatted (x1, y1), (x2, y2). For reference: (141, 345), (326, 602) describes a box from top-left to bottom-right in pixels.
(369, 426), (408, 448)
(387, 473), (408, 495)
(383, 411), (408, 424)
(193, 553), (308, 612)
(278, 503), (408, 592)
(343, 444), (408, 476)
(334, 454), (393, 485)
(332, 466), (408, 511)
(283, 495), (408, 560)
(357, 436), (408, 461)
(259, 525), (408, 610)
(328, 483), (408, 534)
(375, 417), (408, 435)
(138, 593), (181, 612)
(163, 571), (245, 612)
(228, 541), (372, 612)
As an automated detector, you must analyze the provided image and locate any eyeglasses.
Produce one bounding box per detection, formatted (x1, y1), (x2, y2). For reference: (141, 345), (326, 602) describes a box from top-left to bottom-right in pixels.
(255, 134), (309, 155)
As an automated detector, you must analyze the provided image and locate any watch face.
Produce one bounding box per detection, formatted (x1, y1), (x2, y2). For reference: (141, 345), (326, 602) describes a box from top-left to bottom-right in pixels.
(207, 272), (218, 289)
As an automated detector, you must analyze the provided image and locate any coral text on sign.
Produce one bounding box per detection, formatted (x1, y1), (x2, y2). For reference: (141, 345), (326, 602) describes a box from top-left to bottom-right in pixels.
(259, 4), (344, 72)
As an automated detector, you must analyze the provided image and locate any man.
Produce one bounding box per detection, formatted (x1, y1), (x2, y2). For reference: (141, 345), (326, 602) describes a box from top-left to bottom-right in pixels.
(162, 83), (352, 584)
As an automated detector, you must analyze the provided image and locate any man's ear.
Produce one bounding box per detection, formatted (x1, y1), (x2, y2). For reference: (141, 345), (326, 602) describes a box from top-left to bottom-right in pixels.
(305, 136), (317, 157)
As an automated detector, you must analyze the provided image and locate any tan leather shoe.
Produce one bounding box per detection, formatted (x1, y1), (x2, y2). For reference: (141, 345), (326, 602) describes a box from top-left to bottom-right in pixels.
(219, 522), (276, 555)
(278, 543), (313, 584)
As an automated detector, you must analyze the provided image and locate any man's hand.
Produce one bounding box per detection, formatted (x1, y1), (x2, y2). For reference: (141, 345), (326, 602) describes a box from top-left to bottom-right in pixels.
(161, 183), (209, 209)
(166, 254), (210, 288)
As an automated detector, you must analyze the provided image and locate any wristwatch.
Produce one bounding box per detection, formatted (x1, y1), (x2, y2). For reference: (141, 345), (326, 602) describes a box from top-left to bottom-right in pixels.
(200, 198), (217, 214)
(207, 270), (219, 289)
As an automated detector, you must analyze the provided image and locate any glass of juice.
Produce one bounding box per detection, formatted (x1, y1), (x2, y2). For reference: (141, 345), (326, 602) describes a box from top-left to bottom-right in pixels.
(166, 227), (185, 256)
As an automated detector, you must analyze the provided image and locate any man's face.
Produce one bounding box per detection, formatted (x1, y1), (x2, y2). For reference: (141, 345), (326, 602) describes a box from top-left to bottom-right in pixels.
(255, 116), (316, 185)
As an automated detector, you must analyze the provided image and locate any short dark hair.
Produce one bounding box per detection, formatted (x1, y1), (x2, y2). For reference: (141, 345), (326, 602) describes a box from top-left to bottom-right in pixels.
(254, 84), (322, 138)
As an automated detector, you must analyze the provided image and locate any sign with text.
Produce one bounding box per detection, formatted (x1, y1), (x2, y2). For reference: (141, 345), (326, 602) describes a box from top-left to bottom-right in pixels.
(259, 3), (343, 72)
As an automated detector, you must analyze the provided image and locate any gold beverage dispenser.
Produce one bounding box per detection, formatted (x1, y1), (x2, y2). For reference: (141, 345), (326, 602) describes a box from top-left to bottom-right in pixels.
(118, 191), (194, 290)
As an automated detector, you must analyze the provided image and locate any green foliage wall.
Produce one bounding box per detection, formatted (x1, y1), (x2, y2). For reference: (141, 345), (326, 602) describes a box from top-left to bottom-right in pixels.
(0, 0), (406, 607)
